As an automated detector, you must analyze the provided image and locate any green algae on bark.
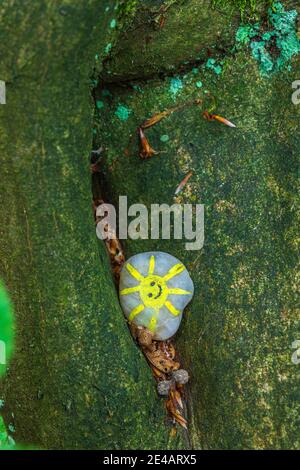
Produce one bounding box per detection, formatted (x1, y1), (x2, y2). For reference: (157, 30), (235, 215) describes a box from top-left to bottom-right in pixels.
(0, 0), (182, 450)
(100, 0), (244, 83)
(213, 0), (273, 16)
(0, 0), (299, 451)
(100, 0), (276, 84)
(93, 50), (300, 449)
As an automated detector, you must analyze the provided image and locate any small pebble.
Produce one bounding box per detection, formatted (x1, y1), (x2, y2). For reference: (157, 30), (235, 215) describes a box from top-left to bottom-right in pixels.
(157, 380), (173, 397)
(172, 369), (189, 385)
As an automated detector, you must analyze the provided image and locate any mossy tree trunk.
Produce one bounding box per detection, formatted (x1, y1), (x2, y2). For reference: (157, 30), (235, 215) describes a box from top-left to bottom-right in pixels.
(0, 0), (299, 450)
(92, 0), (300, 449)
(0, 0), (185, 450)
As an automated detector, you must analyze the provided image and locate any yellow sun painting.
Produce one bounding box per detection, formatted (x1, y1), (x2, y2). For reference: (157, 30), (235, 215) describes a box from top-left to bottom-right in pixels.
(119, 253), (194, 340)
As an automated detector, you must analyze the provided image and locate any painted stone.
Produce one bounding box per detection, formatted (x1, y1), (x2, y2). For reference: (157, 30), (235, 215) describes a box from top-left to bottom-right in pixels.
(119, 252), (194, 341)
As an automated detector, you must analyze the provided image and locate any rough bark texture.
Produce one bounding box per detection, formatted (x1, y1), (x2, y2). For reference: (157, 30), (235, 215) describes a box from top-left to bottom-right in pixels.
(94, 48), (300, 450)
(0, 0), (183, 450)
(101, 0), (244, 83)
(0, 0), (299, 450)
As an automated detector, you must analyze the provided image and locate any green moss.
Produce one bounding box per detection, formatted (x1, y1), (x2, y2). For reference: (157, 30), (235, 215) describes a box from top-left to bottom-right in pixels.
(93, 48), (300, 449)
(0, 0), (179, 450)
(100, 0), (244, 83)
(213, 0), (273, 17)
(117, 0), (139, 25)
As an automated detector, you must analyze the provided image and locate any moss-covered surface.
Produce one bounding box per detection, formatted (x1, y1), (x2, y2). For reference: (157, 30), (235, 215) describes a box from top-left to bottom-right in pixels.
(0, 0), (299, 450)
(93, 45), (300, 448)
(100, 0), (263, 83)
(0, 0), (183, 450)
(213, 0), (273, 16)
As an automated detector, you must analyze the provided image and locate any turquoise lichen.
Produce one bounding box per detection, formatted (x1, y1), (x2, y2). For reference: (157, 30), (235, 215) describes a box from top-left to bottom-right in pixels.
(115, 104), (132, 121)
(102, 89), (112, 98)
(205, 58), (223, 75)
(235, 24), (258, 44)
(236, 2), (300, 76)
(196, 81), (203, 88)
(132, 84), (143, 93)
(105, 43), (112, 54)
(160, 134), (169, 142)
(250, 41), (274, 73)
(110, 19), (117, 28)
(169, 77), (183, 97)
(96, 100), (104, 110)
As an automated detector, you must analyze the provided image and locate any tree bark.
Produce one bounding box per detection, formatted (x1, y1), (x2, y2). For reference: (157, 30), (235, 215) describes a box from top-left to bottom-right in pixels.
(0, 0), (182, 450)
(0, 0), (299, 450)
(93, 44), (300, 450)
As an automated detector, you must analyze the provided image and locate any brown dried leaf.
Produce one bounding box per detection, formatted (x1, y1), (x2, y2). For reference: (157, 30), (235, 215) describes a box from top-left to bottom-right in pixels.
(173, 412), (188, 429)
(166, 397), (188, 429)
(212, 114), (236, 128)
(203, 111), (236, 128)
(170, 387), (183, 410)
(175, 171), (193, 195)
(141, 110), (171, 129)
(139, 127), (158, 159)
(152, 365), (167, 381)
(159, 341), (176, 361)
(136, 326), (154, 349)
(143, 341), (180, 373)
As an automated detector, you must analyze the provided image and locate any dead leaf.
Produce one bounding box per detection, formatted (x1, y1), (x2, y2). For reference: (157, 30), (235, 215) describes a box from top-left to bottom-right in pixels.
(139, 127), (158, 159)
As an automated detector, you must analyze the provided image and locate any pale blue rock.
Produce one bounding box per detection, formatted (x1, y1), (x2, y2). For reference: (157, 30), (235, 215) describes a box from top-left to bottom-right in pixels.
(119, 252), (194, 341)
